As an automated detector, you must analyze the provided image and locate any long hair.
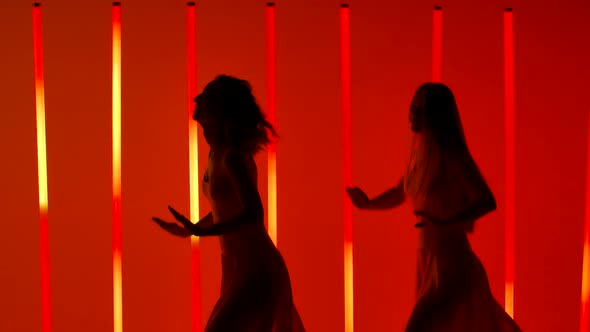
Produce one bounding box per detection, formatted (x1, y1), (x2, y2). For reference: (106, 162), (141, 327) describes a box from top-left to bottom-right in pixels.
(404, 83), (488, 227)
(197, 75), (277, 153)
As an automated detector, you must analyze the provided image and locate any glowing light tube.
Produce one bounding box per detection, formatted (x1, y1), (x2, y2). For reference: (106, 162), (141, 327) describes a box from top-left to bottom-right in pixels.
(186, 2), (202, 331)
(340, 4), (353, 332)
(266, 2), (278, 246)
(112, 3), (123, 332)
(503, 7), (515, 319)
(432, 6), (443, 82)
(582, 113), (590, 332)
(32, 3), (52, 332)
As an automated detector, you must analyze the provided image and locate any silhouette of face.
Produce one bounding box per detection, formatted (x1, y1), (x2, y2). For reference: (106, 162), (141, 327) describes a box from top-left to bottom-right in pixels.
(409, 91), (425, 132)
(193, 90), (224, 146)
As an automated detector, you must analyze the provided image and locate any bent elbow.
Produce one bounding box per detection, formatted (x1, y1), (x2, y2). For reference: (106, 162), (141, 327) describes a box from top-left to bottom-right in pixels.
(489, 196), (497, 211)
(481, 188), (496, 211)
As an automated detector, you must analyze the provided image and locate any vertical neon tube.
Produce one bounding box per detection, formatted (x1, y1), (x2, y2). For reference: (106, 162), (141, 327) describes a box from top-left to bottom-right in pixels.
(431, 6), (443, 82)
(32, 4), (52, 332)
(266, 2), (278, 246)
(112, 3), (123, 332)
(582, 114), (590, 332)
(186, 3), (202, 331)
(503, 7), (515, 319)
(340, 4), (353, 332)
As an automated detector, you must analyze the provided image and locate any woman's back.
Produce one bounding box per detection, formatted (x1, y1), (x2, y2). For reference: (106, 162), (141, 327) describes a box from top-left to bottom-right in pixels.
(409, 149), (492, 223)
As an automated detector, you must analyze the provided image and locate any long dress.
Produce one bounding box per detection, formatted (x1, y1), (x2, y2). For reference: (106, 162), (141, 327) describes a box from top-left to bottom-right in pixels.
(404, 154), (522, 332)
(202, 152), (305, 332)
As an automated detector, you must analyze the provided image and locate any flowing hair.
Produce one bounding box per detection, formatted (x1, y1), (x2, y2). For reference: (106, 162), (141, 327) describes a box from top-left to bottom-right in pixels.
(404, 83), (491, 230)
(198, 75), (277, 153)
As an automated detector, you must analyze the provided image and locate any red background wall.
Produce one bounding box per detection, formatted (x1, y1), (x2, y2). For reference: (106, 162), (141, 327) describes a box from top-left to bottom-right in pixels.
(1, 0), (589, 331)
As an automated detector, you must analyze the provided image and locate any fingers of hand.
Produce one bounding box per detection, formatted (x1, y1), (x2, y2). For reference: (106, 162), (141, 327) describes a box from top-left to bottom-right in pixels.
(151, 214), (193, 238)
(162, 222), (191, 236)
(168, 206), (191, 224)
(152, 217), (168, 226)
(348, 189), (367, 206)
(167, 206), (183, 219)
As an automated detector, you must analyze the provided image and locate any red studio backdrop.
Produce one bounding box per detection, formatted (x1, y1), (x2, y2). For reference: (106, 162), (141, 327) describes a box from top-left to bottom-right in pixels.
(1, 0), (590, 332)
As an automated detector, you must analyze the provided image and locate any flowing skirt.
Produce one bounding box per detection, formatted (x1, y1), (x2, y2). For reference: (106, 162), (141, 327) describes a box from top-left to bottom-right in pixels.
(405, 228), (522, 332)
(205, 231), (305, 332)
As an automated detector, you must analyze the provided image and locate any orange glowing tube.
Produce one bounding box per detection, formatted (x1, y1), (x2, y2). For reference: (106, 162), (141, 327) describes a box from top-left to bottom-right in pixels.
(431, 6), (443, 82)
(32, 3), (52, 332)
(581, 111), (590, 331)
(186, 2), (202, 331)
(266, 2), (278, 246)
(503, 7), (515, 318)
(582, 187), (590, 332)
(340, 4), (353, 332)
(112, 3), (123, 332)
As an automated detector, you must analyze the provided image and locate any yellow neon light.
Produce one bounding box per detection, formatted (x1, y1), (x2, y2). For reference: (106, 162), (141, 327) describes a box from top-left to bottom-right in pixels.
(36, 79), (48, 211)
(581, 242), (589, 309)
(189, 120), (199, 244)
(345, 242), (353, 332)
(581, 241), (590, 332)
(268, 153), (277, 244)
(505, 282), (514, 319)
(113, 252), (123, 332)
(112, 9), (121, 199)
(112, 3), (122, 332)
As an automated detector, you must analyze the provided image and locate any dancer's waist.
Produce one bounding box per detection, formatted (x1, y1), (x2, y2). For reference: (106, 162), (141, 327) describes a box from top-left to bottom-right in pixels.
(219, 223), (274, 254)
(417, 224), (471, 251)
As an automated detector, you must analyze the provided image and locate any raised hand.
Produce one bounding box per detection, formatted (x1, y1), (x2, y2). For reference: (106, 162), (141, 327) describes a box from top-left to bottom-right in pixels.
(346, 186), (371, 209)
(167, 206), (196, 231)
(151, 217), (192, 237)
(151, 206), (197, 238)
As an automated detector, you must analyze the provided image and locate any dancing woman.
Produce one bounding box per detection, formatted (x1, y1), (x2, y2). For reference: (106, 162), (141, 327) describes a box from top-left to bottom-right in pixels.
(347, 83), (522, 332)
(152, 75), (305, 332)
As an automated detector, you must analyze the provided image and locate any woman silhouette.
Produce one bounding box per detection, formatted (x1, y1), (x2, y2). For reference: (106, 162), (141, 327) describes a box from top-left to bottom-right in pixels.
(152, 75), (305, 332)
(347, 83), (521, 331)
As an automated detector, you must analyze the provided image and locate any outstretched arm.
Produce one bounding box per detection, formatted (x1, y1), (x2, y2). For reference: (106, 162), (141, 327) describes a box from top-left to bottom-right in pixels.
(347, 177), (406, 210)
(367, 177), (406, 210)
(151, 210), (212, 238)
